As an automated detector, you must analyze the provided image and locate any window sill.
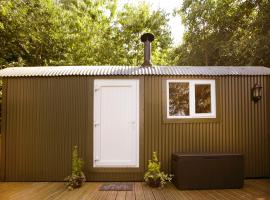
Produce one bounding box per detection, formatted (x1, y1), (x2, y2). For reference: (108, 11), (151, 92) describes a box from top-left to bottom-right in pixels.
(163, 117), (220, 124)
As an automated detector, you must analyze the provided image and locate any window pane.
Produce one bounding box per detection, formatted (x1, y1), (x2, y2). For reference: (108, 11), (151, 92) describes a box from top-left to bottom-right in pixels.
(195, 84), (211, 113)
(169, 82), (189, 116)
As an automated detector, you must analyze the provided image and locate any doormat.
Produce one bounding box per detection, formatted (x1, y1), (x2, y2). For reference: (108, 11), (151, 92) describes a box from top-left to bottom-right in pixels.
(99, 183), (133, 191)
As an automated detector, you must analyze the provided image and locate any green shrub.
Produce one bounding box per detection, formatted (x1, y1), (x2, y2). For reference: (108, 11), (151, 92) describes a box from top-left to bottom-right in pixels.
(144, 152), (173, 187)
(64, 146), (86, 190)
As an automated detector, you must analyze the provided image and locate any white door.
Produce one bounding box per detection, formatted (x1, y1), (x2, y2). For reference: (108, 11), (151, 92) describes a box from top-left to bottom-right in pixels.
(93, 80), (139, 168)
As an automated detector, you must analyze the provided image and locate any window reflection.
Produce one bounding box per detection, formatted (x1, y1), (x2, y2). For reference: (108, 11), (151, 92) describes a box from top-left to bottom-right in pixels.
(195, 84), (211, 113)
(169, 82), (189, 116)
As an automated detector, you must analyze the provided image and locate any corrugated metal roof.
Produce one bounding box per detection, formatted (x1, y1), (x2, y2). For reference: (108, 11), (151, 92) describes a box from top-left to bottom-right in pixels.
(0, 66), (270, 77)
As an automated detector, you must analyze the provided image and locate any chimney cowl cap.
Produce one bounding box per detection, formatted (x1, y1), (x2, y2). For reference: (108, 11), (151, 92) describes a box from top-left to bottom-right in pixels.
(141, 33), (155, 42)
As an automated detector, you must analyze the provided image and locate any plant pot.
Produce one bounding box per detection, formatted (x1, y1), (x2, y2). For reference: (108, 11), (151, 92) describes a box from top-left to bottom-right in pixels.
(147, 178), (161, 187)
(66, 174), (86, 190)
(73, 177), (84, 188)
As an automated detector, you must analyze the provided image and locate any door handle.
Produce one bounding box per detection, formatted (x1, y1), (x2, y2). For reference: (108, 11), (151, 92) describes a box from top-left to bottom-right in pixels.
(130, 121), (136, 131)
(130, 121), (136, 125)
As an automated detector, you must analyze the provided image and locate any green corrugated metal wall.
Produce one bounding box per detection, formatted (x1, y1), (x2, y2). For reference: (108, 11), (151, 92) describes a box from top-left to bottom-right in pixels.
(1, 77), (91, 181)
(0, 75), (269, 181)
(144, 76), (270, 179)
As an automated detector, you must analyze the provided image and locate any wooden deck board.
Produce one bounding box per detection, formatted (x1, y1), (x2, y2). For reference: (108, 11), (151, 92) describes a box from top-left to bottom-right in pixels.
(166, 184), (190, 200)
(0, 179), (269, 200)
(134, 182), (146, 200)
(125, 183), (135, 200)
(105, 191), (118, 200)
(116, 191), (126, 200)
(141, 182), (155, 200)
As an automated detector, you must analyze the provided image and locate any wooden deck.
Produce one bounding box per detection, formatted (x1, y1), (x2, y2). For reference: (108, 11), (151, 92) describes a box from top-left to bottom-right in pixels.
(0, 179), (270, 200)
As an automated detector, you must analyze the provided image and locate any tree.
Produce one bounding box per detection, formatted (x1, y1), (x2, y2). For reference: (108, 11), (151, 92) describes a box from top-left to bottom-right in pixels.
(0, 0), (66, 66)
(112, 2), (172, 66)
(172, 0), (270, 67)
(0, 0), (172, 67)
(249, 0), (270, 67)
(53, 0), (118, 65)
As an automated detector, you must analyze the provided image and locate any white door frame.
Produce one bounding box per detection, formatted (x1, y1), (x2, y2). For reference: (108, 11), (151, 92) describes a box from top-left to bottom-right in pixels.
(93, 79), (139, 168)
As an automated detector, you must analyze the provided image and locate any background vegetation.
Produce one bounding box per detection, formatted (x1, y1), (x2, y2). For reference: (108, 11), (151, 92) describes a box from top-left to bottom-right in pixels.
(0, 0), (269, 67)
(172, 0), (270, 67)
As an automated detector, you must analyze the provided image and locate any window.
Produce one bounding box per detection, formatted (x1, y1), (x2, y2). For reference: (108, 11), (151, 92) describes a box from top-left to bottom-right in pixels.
(167, 80), (216, 118)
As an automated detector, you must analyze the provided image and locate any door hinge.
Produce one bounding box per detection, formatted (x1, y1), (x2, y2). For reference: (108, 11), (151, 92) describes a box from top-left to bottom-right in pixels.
(94, 122), (100, 127)
(94, 85), (100, 92)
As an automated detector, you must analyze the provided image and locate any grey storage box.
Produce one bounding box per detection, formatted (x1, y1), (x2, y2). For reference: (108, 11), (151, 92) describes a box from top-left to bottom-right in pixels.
(171, 153), (244, 190)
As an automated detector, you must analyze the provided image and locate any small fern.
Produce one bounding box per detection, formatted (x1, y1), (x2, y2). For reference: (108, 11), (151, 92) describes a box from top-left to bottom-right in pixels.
(144, 152), (173, 187)
(64, 146), (86, 190)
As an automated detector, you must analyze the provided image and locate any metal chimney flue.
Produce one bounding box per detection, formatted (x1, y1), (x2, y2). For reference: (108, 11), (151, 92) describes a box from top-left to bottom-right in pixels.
(141, 33), (155, 67)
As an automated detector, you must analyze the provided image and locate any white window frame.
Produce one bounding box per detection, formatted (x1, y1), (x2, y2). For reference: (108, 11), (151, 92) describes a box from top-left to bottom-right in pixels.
(167, 79), (216, 119)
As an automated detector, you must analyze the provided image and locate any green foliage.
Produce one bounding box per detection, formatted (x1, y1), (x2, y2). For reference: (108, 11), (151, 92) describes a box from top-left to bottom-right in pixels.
(0, 0), (65, 66)
(2, 0), (269, 67)
(144, 152), (173, 187)
(171, 0), (270, 67)
(71, 145), (84, 176)
(64, 146), (86, 190)
(0, 0), (172, 67)
(112, 2), (172, 66)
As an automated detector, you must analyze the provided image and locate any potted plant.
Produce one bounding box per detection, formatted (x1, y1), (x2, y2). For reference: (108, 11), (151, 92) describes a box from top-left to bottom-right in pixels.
(144, 152), (173, 187)
(64, 146), (86, 190)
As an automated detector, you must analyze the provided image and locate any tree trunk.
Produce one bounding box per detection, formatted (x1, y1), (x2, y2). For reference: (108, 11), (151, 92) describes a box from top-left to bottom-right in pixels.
(204, 45), (208, 66)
